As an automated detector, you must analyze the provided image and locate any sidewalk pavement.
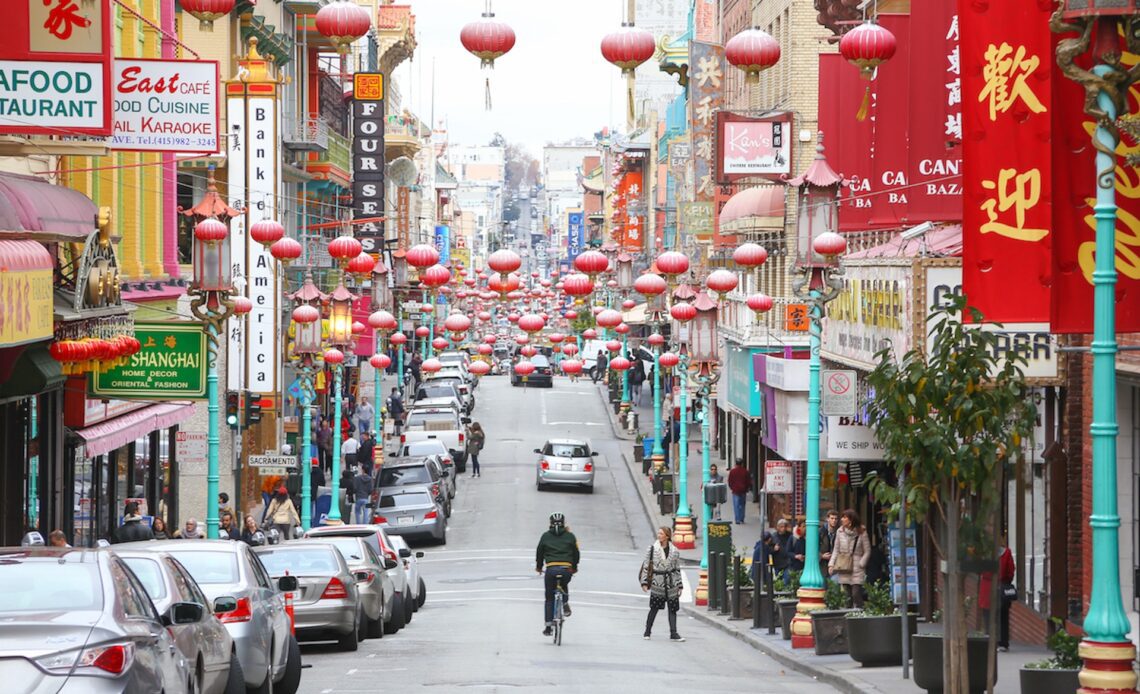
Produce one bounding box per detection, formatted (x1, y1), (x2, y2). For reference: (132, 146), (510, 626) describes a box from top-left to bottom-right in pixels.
(595, 378), (1049, 694)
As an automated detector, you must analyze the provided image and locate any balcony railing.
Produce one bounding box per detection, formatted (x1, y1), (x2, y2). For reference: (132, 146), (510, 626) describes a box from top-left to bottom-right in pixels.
(323, 129), (351, 175)
(720, 292), (811, 346)
(282, 113), (329, 152)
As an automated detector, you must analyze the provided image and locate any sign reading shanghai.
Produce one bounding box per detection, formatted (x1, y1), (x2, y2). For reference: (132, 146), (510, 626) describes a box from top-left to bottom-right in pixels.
(110, 59), (219, 153)
(91, 322), (208, 399)
(716, 112), (792, 180)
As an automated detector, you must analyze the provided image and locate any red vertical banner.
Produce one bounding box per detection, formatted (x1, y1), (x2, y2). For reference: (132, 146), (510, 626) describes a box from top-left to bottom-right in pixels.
(960, 0), (1053, 323)
(868, 14), (911, 227)
(1050, 41), (1140, 333)
(819, 54), (877, 231)
(614, 169), (644, 252)
(907, 3), (962, 222)
(690, 41), (725, 243)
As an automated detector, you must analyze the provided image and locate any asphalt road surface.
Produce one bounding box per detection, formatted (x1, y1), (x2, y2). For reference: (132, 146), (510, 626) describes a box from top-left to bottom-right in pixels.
(298, 375), (835, 693)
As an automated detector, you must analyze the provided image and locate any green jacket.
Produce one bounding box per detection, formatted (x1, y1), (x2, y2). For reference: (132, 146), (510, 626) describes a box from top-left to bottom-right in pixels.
(536, 527), (580, 572)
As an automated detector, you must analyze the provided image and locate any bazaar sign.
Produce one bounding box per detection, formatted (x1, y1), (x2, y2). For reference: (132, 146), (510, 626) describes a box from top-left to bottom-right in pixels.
(111, 59), (219, 153)
(820, 261), (912, 370)
(0, 0), (113, 136)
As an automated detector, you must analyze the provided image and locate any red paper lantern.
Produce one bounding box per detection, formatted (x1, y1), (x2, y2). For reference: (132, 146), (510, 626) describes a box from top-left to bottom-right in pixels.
(507, 312), (520, 324)
(656, 251), (689, 277)
(839, 21), (897, 79)
(596, 308), (622, 328)
(813, 231), (847, 257)
(270, 237), (302, 264)
(574, 250), (609, 276)
(390, 332), (408, 345)
(460, 13), (516, 68)
(514, 334), (530, 345)
(443, 313), (472, 333)
(634, 272), (666, 297)
(194, 217), (228, 244)
(520, 345), (538, 358)
(432, 337), (449, 350)
(561, 273), (594, 297)
(733, 242), (769, 268)
(548, 332), (566, 344)
(487, 249), (522, 275)
(564, 309), (579, 320)
(315, 0), (372, 55)
(621, 298), (636, 310)
(292, 304), (319, 324)
(514, 360), (536, 376)
(181, 0), (234, 31)
(659, 352), (680, 369)
(600, 23), (656, 76)
(369, 310), (397, 331)
(706, 269), (740, 293)
(351, 321), (366, 336)
(232, 296), (253, 315)
(582, 328), (598, 340)
(605, 340), (622, 353)
(370, 353), (392, 370)
(249, 219), (285, 248)
(518, 314), (545, 333)
(328, 235), (362, 263)
(469, 361), (491, 376)
(406, 244), (440, 268)
(747, 293), (775, 314)
(477, 343), (494, 355)
(483, 334), (499, 344)
(324, 348), (345, 365)
(609, 356), (631, 372)
(671, 302), (697, 323)
(347, 252), (375, 275)
(562, 344), (579, 356)
(421, 264), (452, 289)
(415, 326), (431, 338)
(422, 358), (443, 373)
(615, 322), (630, 335)
(488, 272), (521, 295)
(725, 27), (781, 84)
(477, 311), (492, 322)
(561, 359), (583, 375)
(647, 333), (666, 347)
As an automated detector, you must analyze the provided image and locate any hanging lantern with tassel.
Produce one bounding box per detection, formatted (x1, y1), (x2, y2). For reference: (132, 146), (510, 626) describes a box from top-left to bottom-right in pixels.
(839, 20), (897, 121)
(600, 23), (656, 126)
(460, 6), (516, 110)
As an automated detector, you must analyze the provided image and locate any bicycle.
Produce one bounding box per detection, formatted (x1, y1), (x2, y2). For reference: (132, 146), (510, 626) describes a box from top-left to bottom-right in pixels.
(551, 576), (567, 646)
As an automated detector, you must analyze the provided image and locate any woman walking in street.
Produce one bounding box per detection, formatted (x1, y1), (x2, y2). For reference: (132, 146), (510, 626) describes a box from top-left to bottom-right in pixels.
(265, 487), (301, 541)
(467, 422), (486, 477)
(827, 509), (871, 608)
(640, 526), (685, 641)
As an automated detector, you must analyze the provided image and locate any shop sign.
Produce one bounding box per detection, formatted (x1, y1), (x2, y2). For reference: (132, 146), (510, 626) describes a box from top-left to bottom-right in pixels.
(821, 369), (856, 416)
(433, 225), (450, 265)
(0, 257), (52, 347)
(825, 416), (885, 461)
(888, 526), (920, 605)
(352, 72), (386, 254)
(91, 322), (207, 399)
(111, 58), (219, 153)
(921, 262), (1060, 383)
(821, 262), (912, 370)
(688, 41), (724, 241)
(679, 201), (713, 235)
(764, 460), (794, 494)
(567, 211), (584, 260)
(175, 431), (207, 473)
(716, 112), (792, 181)
(758, 354), (809, 392)
(724, 346), (762, 418)
(396, 186), (410, 248)
(0, 0), (112, 136)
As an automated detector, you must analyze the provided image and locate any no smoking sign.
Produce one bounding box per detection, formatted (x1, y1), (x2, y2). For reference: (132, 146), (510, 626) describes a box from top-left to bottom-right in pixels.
(822, 369), (857, 416)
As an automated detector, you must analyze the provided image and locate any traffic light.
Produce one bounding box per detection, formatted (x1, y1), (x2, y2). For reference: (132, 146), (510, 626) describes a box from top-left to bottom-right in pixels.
(225, 391), (240, 429)
(244, 391), (262, 427)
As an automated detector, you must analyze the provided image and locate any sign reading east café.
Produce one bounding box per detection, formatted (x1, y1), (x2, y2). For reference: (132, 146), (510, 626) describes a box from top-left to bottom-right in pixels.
(0, 0), (113, 136)
(91, 322), (208, 399)
(352, 72), (385, 254)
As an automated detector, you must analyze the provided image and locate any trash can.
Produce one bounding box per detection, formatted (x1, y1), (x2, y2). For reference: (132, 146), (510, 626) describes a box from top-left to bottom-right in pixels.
(642, 437), (655, 460)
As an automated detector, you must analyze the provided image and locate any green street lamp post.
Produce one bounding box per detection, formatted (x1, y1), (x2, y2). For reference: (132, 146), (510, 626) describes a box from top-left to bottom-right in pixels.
(688, 291), (720, 586)
(323, 274), (358, 525)
(287, 272), (328, 531)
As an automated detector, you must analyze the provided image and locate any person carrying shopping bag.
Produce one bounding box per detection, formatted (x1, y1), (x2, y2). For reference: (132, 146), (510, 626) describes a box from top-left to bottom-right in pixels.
(827, 509), (871, 608)
(467, 422), (486, 477)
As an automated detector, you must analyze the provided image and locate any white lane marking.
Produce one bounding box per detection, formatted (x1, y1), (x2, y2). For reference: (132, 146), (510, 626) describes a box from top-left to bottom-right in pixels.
(428, 587), (647, 599)
(429, 596), (645, 611)
(540, 391), (548, 425)
(680, 571), (693, 604)
(366, 653), (376, 658)
(346, 669), (358, 675)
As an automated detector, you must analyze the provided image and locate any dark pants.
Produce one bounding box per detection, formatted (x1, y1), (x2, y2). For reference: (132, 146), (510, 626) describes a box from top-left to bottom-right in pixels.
(841, 583), (865, 609)
(645, 596), (681, 636)
(982, 602), (1011, 647)
(544, 567), (573, 624)
(470, 453), (480, 476)
(319, 448), (331, 472)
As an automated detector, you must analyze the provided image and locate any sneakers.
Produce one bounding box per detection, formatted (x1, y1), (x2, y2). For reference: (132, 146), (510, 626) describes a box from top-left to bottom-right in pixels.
(670, 634), (685, 642)
(562, 604), (571, 617)
(643, 633), (651, 640)
(543, 626), (553, 636)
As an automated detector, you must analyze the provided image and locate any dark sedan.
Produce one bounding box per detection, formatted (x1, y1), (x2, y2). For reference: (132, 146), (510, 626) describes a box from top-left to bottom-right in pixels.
(511, 354), (554, 388)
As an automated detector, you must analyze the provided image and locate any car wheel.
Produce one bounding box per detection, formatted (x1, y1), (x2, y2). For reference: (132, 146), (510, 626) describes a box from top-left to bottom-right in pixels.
(404, 592), (415, 624)
(417, 577), (426, 609)
(438, 528), (447, 546)
(367, 606), (384, 639)
(586, 485), (595, 494)
(276, 637), (302, 694)
(223, 651), (244, 694)
(357, 606), (368, 642)
(385, 593), (407, 634)
(248, 639), (273, 694)
(338, 615), (360, 652)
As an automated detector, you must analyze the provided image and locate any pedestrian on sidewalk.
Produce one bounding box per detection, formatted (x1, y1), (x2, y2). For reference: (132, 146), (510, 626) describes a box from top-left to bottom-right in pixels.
(356, 397), (375, 435)
(265, 487), (300, 540)
(359, 432), (376, 475)
(387, 387), (405, 435)
(409, 353), (423, 391)
(789, 519), (807, 573)
(640, 526), (685, 642)
(113, 501), (154, 544)
(316, 417), (333, 472)
(349, 468), (374, 525)
(467, 422), (486, 477)
(819, 510), (840, 580)
(592, 350), (608, 383)
(342, 431), (360, 472)
(827, 509), (870, 608)
(979, 540), (1015, 650)
(706, 464), (725, 520)
(770, 519), (793, 583)
(727, 459), (752, 524)
(629, 357), (646, 405)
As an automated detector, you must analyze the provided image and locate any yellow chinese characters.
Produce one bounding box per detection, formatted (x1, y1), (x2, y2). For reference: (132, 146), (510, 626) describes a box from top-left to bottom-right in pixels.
(978, 42), (1046, 121)
(979, 168), (1048, 242)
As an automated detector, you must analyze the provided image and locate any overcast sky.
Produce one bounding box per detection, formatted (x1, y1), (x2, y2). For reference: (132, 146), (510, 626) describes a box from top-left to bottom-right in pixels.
(392, 1), (632, 157)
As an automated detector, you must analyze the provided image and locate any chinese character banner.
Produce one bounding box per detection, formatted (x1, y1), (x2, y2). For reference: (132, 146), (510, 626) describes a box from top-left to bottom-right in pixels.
(689, 41), (725, 243)
(960, 0), (1053, 323)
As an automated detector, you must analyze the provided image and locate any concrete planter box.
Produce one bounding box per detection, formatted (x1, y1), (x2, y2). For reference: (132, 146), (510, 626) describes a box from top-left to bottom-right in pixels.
(1018, 667), (1080, 694)
(811, 609), (854, 655)
(912, 633), (996, 694)
(846, 613), (919, 666)
(778, 599), (798, 640)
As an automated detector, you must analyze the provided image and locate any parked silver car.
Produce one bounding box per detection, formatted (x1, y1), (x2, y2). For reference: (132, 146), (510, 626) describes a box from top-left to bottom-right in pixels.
(303, 524), (409, 634)
(120, 539), (300, 694)
(301, 534), (394, 639)
(388, 534), (426, 611)
(535, 438), (598, 492)
(253, 542), (363, 651)
(374, 488), (447, 544)
(115, 549), (238, 694)
(0, 547), (192, 694)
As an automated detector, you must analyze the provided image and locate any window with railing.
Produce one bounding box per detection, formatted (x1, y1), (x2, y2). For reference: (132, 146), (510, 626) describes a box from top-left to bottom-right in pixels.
(319, 73), (348, 136)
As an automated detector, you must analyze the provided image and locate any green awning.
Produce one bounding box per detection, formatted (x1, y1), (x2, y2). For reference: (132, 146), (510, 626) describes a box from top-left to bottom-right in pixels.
(0, 344), (63, 401)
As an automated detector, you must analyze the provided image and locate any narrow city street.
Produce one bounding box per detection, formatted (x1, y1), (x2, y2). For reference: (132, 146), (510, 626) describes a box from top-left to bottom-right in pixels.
(297, 374), (831, 693)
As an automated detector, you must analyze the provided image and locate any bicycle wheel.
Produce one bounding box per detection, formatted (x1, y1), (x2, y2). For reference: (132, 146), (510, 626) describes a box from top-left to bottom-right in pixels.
(552, 594), (563, 646)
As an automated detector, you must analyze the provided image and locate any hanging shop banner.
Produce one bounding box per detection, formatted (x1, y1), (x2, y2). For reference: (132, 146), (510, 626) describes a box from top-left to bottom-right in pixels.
(352, 72), (386, 254)
(0, 0), (113, 136)
(567, 211), (584, 260)
(396, 185), (410, 249)
(433, 225), (451, 265)
(0, 242), (53, 347)
(821, 261), (913, 370)
(716, 112), (792, 182)
(111, 59), (219, 153)
(906, 2), (962, 222)
(868, 14), (910, 228)
(91, 322), (207, 399)
(724, 345), (764, 419)
(689, 41), (724, 242)
(614, 168), (644, 251)
(961, 1), (1053, 323)
(919, 260), (1061, 384)
(679, 201), (714, 236)
(818, 54), (878, 230)
(1050, 43), (1140, 333)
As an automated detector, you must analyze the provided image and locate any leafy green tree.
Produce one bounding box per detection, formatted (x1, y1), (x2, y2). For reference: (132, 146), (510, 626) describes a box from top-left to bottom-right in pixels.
(865, 294), (1036, 694)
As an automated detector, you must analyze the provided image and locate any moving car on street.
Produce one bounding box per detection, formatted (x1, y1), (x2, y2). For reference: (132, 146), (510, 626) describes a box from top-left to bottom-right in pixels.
(512, 353), (554, 388)
(535, 438), (598, 492)
(398, 439), (459, 478)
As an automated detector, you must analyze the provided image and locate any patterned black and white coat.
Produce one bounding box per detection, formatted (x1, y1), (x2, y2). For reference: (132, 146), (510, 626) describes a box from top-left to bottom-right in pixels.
(642, 541), (683, 601)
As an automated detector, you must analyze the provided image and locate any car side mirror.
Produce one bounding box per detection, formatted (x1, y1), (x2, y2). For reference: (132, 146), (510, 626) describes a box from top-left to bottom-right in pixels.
(354, 570), (371, 583)
(398, 547), (411, 558)
(277, 575), (299, 592)
(167, 601), (205, 625)
(533, 448), (542, 454)
(213, 596), (238, 614)
(442, 470), (450, 478)
(383, 557), (399, 571)
(415, 551), (425, 559)
(591, 451), (599, 456)
(462, 417), (471, 425)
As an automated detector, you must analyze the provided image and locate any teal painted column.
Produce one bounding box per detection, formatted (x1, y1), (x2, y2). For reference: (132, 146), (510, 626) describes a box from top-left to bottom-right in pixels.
(420, 289), (428, 359)
(205, 323), (220, 539)
(373, 357), (383, 456)
(1083, 63), (1131, 647)
(300, 372), (313, 531)
(620, 332), (630, 406)
(700, 386), (711, 570)
(651, 346), (663, 463)
(676, 355), (689, 519)
(327, 365), (344, 523)
(799, 291), (824, 594)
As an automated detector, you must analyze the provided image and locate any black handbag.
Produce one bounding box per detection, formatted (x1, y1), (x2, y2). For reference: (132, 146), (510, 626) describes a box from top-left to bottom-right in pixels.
(1000, 582), (1017, 602)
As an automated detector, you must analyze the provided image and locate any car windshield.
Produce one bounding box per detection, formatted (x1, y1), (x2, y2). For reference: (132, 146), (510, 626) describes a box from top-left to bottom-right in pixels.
(544, 443), (589, 457)
(380, 466), (431, 486)
(418, 385), (455, 396)
(0, 560), (102, 612)
(531, 356), (550, 367)
(402, 441), (447, 456)
(379, 492), (432, 508)
(165, 551), (240, 584)
(317, 537), (366, 563)
(121, 557), (167, 600)
(257, 548), (339, 575)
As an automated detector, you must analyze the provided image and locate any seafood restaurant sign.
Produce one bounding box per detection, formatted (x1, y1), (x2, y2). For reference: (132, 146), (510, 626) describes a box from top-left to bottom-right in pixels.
(111, 59), (219, 154)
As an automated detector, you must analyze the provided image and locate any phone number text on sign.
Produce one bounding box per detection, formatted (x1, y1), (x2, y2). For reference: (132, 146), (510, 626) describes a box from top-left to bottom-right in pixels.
(111, 59), (219, 153)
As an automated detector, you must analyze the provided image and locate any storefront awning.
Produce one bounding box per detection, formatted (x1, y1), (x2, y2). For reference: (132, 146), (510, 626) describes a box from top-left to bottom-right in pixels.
(0, 173), (98, 241)
(72, 402), (195, 458)
(718, 185), (785, 229)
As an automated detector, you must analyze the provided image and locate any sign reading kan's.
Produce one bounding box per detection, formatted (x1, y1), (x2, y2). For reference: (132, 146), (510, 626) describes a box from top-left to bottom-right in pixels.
(91, 322), (207, 399)
(352, 72), (385, 254)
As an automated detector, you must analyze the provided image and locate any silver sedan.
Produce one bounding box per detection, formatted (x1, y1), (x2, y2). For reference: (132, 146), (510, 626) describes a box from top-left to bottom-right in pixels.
(535, 438), (598, 492)
(374, 488), (447, 544)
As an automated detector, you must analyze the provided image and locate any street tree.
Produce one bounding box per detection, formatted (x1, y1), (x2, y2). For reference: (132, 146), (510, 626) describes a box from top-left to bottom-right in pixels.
(865, 294), (1037, 694)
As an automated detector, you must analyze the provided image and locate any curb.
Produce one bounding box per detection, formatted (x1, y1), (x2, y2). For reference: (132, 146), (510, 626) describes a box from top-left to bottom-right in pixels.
(680, 606), (882, 694)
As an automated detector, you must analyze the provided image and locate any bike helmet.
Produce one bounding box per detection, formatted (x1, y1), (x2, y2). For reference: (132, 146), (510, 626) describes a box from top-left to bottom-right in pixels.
(549, 513), (565, 528)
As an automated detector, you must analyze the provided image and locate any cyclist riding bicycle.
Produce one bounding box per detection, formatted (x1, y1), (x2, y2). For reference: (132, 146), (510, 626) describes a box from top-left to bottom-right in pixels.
(536, 512), (580, 636)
